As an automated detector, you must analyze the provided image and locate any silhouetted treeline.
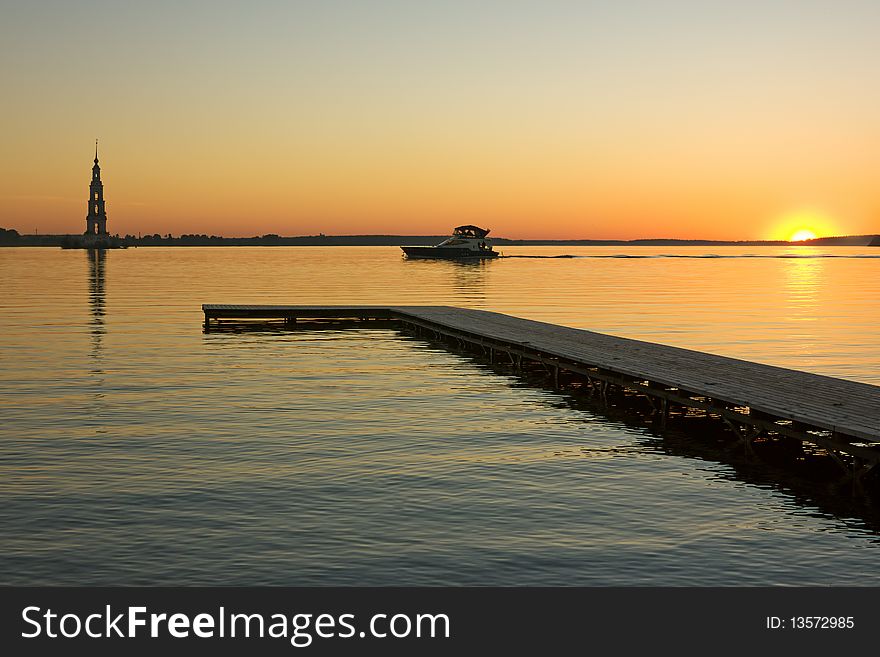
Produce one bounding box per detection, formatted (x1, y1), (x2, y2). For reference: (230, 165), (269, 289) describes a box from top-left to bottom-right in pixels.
(0, 227), (69, 246)
(0, 227), (20, 243)
(126, 233), (463, 246)
(2, 227), (878, 247)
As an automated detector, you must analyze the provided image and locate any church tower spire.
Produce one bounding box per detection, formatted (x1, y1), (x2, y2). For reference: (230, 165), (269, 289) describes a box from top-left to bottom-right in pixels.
(85, 139), (108, 236)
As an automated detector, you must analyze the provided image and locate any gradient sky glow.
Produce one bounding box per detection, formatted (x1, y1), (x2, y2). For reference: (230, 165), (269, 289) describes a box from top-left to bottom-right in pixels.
(2, 0), (878, 239)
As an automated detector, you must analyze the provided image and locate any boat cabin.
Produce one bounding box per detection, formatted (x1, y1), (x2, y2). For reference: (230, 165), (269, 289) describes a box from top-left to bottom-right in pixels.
(452, 225), (490, 239)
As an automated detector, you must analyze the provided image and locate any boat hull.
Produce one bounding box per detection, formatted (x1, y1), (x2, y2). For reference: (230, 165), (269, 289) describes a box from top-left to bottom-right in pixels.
(401, 246), (498, 259)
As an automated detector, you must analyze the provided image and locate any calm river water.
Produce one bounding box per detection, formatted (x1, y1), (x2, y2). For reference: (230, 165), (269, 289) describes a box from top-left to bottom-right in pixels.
(1, 245), (879, 585)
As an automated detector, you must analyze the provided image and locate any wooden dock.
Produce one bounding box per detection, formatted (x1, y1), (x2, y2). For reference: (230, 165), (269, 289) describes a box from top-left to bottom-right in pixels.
(203, 304), (880, 480)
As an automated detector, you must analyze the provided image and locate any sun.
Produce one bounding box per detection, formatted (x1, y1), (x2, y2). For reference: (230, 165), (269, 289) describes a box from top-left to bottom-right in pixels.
(771, 208), (835, 241)
(790, 229), (818, 242)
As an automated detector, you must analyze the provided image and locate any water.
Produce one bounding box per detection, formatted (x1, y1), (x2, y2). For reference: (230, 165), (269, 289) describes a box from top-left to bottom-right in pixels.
(1, 245), (879, 585)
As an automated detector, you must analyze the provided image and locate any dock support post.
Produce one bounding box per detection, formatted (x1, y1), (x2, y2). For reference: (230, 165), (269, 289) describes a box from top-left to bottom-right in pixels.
(724, 419), (761, 456)
(828, 450), (850, 476)
(585, 377), (597, 397)
(660, 398), (669, 429)
(853, 459), (877, 494)
(827, 454), (876, 496)
(553, 365), (559, 389)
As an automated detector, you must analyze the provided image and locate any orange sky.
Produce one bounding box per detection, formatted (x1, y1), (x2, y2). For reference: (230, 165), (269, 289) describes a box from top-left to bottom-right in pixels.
(1, 1), (878, 240)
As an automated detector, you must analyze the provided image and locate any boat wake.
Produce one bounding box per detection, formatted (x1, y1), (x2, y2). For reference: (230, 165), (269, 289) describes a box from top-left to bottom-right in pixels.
(501, 253), (880, 259)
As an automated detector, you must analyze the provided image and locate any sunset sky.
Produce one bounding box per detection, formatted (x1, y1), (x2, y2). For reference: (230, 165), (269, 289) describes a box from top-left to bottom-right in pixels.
(2, 0), (878, 239)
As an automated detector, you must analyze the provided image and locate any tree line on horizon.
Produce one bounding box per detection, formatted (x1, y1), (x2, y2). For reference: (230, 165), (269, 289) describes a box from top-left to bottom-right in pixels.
(1, 226), (878, 247)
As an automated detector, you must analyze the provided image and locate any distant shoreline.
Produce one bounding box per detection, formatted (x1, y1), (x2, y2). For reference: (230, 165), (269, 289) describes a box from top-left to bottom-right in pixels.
(1, 228), (878, 247)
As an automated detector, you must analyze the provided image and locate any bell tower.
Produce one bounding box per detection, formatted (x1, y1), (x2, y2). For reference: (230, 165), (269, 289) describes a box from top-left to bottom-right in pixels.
(85, 140), (108, 236)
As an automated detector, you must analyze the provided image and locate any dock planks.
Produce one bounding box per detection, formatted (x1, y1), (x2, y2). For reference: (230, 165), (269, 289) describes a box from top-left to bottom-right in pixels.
(203, 304), (880, 466)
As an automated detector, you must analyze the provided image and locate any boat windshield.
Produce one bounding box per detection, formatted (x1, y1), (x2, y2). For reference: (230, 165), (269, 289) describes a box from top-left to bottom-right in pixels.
(437, 237), (467, 246)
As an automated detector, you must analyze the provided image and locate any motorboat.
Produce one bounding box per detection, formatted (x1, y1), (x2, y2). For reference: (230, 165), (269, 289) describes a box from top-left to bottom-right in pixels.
(401, 225), (499, 259)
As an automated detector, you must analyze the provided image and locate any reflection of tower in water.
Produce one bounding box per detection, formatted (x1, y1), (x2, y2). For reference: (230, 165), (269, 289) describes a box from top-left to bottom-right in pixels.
(87, 248), (106, 361)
